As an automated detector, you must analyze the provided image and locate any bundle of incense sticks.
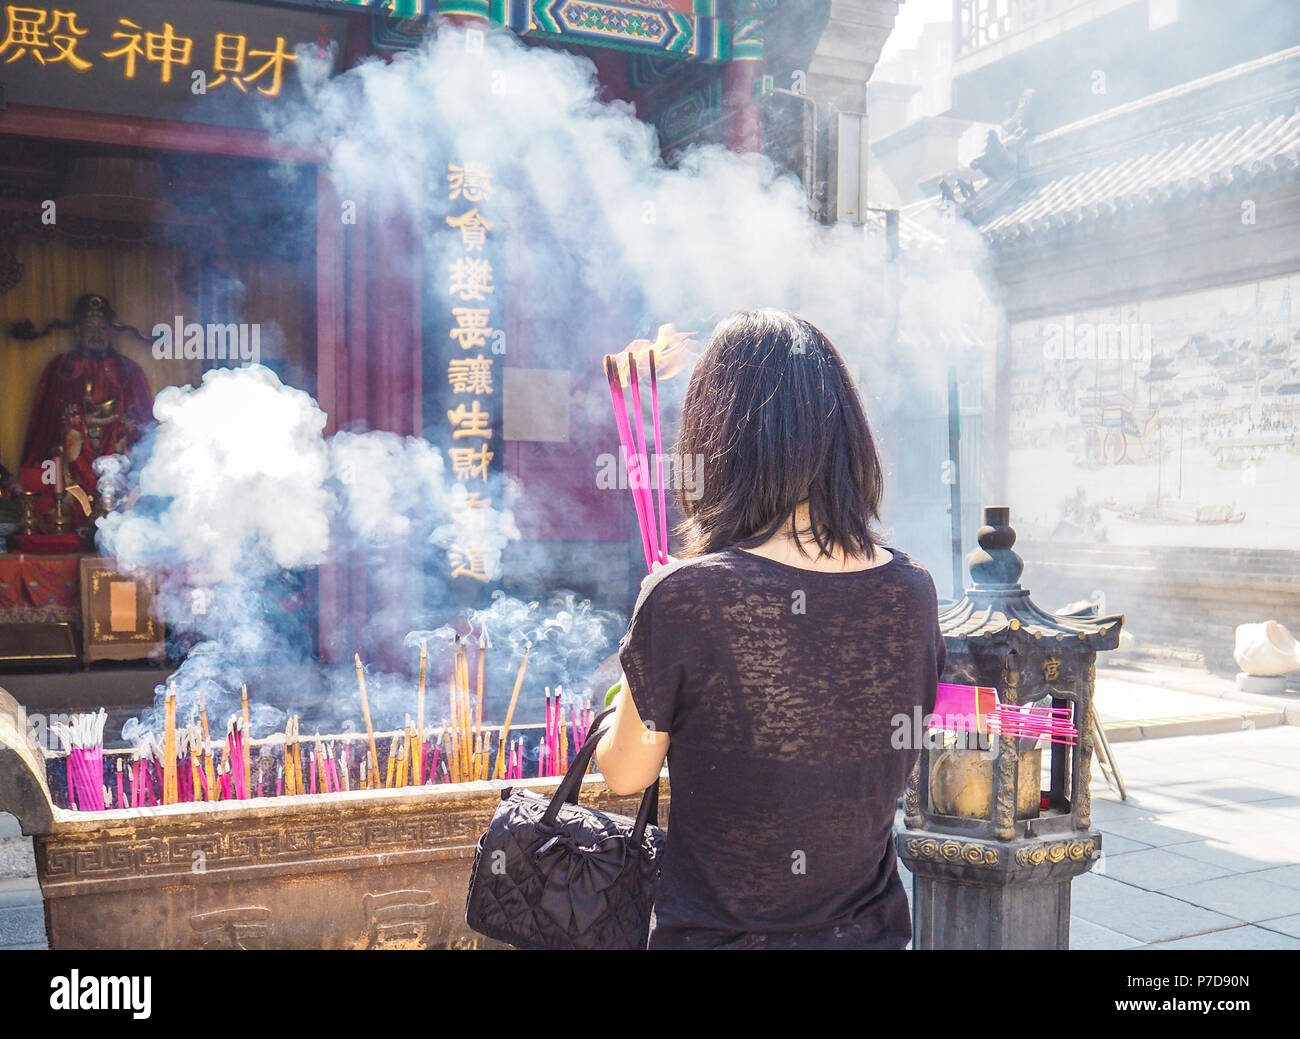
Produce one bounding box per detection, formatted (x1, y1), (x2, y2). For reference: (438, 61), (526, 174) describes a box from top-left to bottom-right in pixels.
(52, 710), (107, 811)
(442, 630), (503, 783)
(62, 644), (608, 810)
(604, 347), (670, 573)
(987, 703), (1079, 747)
(70, 720), (604, 811)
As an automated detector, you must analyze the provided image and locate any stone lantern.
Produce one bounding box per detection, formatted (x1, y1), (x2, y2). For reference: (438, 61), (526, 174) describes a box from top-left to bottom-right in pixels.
(898, 506), (1124, 950)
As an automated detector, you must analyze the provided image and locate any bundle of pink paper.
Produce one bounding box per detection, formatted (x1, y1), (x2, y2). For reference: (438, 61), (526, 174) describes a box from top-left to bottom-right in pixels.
(928, 682), (1078, 746)
(52, 710), (108, 812)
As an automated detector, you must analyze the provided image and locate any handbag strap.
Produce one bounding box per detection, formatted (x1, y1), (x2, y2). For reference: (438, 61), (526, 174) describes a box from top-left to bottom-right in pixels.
(541, 704), (661, 845)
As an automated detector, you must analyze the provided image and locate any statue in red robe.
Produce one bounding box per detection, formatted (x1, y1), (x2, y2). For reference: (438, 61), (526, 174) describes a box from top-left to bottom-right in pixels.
(18, 294), (154, 501)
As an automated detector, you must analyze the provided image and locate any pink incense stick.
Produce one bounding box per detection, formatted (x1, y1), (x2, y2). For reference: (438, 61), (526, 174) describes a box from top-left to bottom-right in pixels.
(309, 753), (318, 795)
(605, 356), (655, 571)
(648, 349), (668, 562)
(544, 690), (553, 770)
(276, 765), (283, 798)
(552, 691), (562, 770)
(625, 352), (656, 544)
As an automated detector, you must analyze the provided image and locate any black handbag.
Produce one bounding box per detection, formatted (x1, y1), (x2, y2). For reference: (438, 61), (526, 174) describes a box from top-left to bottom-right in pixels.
(464, 706), (665, 950)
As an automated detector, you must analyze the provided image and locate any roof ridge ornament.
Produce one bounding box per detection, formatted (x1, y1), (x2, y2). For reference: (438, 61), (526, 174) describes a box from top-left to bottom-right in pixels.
(941, 505), (1124, 649)
(969, 505), (1023, 589)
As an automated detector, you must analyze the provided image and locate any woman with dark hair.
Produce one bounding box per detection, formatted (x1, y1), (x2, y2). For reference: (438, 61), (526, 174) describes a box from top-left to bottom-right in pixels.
(596, 309), (944, 950)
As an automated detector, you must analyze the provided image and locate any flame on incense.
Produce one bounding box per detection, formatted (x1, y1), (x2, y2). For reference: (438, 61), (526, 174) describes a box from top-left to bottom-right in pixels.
(610, 324), (697, 385)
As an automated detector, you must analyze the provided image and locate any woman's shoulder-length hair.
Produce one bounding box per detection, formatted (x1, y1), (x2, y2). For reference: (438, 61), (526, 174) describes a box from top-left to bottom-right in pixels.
(674, 309), (884, 560)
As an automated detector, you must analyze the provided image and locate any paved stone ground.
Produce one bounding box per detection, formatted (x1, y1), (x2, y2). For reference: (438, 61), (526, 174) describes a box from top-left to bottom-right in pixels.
(1067, 724), (1300, 949)
(4, 663), (1297, 950)
(0, 813), (43, 951)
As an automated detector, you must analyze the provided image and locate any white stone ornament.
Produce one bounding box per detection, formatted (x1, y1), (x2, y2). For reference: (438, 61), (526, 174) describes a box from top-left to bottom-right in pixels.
(1234, 621), (1300, 677)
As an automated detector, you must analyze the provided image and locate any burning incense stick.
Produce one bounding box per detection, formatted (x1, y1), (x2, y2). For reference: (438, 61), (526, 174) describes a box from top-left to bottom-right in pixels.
(448, 675), (460, 782)
(604, 355), (655, 571)
(648, 348), (668, 562)
(283, 721), (296, 797)
(416, 639), (427, 784)
(292, 717), (306, 796)
(494, 640), (531, 779)
(625, 350), (658, 558)
(241, 685), (252, 798)
(385, 733), (399, 789)
(398, 729), (410, 788)
(476, 632), (486, 754)
(544, 687), (553, 773)
(354, 653), (380, 779)
(559, 693), (568, 773)
(189, 738), (201, 804)
(198, 690), (218, 801)
(162, 687), (177, 805)
(456, 638), (472, 773)
(429, 731), (442, 786)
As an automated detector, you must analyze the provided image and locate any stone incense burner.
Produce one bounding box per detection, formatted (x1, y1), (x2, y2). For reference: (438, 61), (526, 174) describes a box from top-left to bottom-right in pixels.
(0, 685), (668, 950)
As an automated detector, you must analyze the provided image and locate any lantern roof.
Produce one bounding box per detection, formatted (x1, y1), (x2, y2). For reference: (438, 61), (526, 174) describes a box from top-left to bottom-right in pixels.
(940, 507), (1124, 652)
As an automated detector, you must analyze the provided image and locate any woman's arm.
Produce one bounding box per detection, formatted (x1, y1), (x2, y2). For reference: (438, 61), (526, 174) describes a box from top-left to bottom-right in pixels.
(595, 676), (669, 795)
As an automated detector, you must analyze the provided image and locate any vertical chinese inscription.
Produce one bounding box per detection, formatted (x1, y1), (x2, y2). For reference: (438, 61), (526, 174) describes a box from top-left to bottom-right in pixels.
(443, 160), (502, 585)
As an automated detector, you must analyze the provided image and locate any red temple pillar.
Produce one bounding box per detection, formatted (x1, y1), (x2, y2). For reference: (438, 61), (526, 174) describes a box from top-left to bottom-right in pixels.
(316, 176), (424, 668)
(724, 20), (765, 154)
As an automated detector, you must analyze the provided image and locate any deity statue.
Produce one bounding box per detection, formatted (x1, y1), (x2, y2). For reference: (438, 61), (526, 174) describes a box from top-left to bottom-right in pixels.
(13, 293), (154, 508)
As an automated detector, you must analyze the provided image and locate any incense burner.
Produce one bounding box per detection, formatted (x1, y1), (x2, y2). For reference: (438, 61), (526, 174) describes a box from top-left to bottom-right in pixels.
(0, 686), (670, 950)
(899, 507), (1123, 950)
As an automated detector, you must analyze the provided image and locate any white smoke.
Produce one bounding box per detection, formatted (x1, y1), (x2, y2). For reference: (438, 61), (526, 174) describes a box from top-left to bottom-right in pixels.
(110, 22), (1001, 743)
(275, 25), (996, 394)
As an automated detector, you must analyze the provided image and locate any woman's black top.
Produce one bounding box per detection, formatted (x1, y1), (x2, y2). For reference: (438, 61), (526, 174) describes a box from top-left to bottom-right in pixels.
(618, 545), (944, 950)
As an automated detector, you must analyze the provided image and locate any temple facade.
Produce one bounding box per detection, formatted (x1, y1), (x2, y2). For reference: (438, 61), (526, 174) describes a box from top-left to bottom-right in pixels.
(0, 0), (903, 673)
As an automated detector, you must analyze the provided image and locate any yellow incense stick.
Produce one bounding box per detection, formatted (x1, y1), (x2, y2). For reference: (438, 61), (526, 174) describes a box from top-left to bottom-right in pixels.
(198, 689), (218, 801)
(476, 633), (485, 750)
(283, 721), (296, 796)
(293, 717), (305, 796)
(494, 642), (531, 779)
(385, 733), (398, 788)
(189, 733), (201, 804)
(416, 639), (427, 784)
(162, 687), (177, 804)
(354, 653), (380, 780)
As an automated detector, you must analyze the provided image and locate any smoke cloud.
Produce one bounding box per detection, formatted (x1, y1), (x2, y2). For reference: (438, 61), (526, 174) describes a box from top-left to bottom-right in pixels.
(110, 22), (999, 746)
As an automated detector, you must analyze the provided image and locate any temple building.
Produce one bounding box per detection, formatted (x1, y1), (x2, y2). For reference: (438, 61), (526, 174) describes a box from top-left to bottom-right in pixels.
(942, 0), (1300, 669)
(0, 1), (905, 690)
